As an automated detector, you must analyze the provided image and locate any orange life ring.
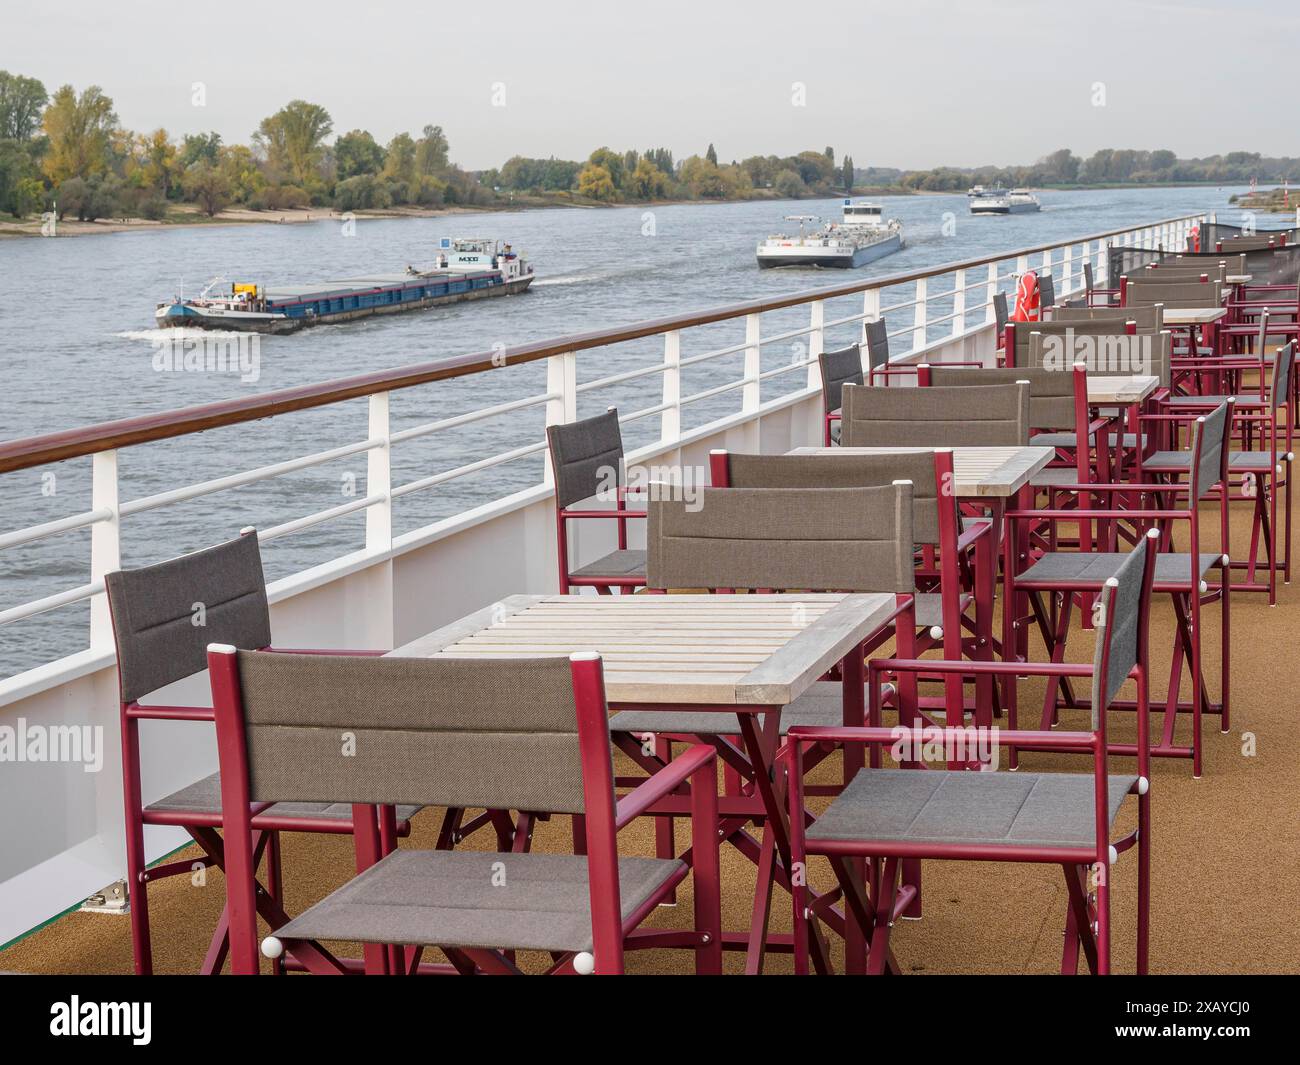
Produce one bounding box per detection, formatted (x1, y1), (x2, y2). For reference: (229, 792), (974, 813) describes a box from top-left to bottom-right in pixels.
(1189, 225), (1201, 253)
(1011, 271), (1040, 322)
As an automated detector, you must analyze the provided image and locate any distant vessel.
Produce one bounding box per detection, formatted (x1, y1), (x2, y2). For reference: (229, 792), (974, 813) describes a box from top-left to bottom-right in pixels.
(968, 186), (1041, 215)
(155, 238), (534, 334)
(756, 200), (904, 268)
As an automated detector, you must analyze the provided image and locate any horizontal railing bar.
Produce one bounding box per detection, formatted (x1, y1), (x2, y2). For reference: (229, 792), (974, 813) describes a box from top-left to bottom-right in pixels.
(0, 214), (1202, 474)
(390, 393), (556, 443)
(757, 358), (816, 382)
(679, 377), (750, 407)
(390, 440), (548, 499)
(0, 579), (102, 627)
(120, 438), (383, 517)
(257, 494), (385, 543)
(0, 507), (113, 551)
(575, 363), (670, 393)
(619, 401), (673, 423)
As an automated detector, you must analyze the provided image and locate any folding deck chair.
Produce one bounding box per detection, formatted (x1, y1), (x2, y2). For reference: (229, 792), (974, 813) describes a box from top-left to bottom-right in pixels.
(787, 528), (1158, 975)
(1005, 404), (1232, 776)
(209, 649), (723, 976)
(104, 531), (420, 975)
(546, 408), (646, 593)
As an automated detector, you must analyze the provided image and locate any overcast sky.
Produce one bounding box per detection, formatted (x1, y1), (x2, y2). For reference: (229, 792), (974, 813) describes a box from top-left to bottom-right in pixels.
(4, 0), (1294, 170)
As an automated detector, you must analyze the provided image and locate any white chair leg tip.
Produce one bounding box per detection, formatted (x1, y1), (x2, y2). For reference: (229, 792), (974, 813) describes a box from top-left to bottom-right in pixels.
(573, 951), (596, 975)
(261, 936), (284, 960)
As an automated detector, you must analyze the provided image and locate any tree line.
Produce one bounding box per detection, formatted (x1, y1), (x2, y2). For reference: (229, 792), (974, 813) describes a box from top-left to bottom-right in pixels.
(2, 70), (1296, 224)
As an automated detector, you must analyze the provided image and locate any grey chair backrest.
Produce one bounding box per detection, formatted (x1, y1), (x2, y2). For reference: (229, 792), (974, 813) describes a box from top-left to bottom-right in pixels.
(546, 409), (624, 509)
(646, 483), (915, 593)
(925, 365), (1074, 431)
(1175, 253), (1246, 275)
(841, 382), (1030, 446)
(1009, 318), (1155, 370)
(725, 451), (949, 546)
(864, 318), (890, 370)
(818, 344), (864, 416)
(1271, 341), (1295, 409)
(994, 291), (1009, 333)
(1038, 271), (1056, 310)
(1083, 261), (1098, 296)
(234, 651), (594, 813)
(1052, 304), (1163, 331)
(1125, 279), (1223, 309)
(106, 533), (271, 704)
(1142, 264), (1227, 284)
(1192, 402), (1230, 496)
(1090, 534), (1152, 727)
(1026, 329), (1171, 388)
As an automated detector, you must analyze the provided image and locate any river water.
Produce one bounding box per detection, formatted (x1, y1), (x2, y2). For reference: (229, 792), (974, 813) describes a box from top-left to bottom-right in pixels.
(0, 184), (1267, 674)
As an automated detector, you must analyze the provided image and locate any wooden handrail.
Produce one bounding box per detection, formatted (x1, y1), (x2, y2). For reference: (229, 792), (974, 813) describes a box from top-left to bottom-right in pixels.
(0, 214), (1200, 475)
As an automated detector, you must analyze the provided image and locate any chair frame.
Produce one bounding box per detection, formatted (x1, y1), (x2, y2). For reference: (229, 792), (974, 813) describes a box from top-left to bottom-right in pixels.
(209, 648), (723, 976)
(785, 529), (1157, 975)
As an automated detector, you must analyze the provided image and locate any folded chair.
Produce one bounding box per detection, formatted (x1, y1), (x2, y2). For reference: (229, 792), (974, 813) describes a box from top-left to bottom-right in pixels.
(546, 408), (646, 593)
(211, 649), (722, 976)
(1005, 404), (1232, 777)
(787, 528), (1157, 975)
(1053, 304), (1163, 331)
(608, 481), (922, 963)
(862, 316), (982, 383)
(818, 344), (863, 445)
(104, 531), (419, 975)
(1083, 261), (1118, 307)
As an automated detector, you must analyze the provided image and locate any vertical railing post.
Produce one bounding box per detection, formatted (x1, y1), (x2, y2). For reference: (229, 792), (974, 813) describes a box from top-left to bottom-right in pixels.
(543, 350), (577, 485)
(862, 287), (881, 344)
(911, 277), (927, 353)
(1041, 249), (1053, 300)
(89, 449), (120, 652)
(807, 300), (825, 390)
(951, 269), (966, 338)
(661, 330), (681, 444)
(743, 313), (762, 413)
(985, 263), (998, 324)
(365, 392), (391, 553)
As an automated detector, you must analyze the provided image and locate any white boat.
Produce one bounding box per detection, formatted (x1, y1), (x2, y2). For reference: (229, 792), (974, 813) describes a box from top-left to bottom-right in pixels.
(968, 185), (1040, 215)
(756, 200), (904, 268)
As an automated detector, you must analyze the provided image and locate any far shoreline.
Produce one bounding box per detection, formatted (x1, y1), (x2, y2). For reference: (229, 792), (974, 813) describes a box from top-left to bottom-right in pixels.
(0, 180), (1264, 241)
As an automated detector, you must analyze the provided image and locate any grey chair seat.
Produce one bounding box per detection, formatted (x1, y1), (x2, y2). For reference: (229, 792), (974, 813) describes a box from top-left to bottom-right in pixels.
(570, 549), (647, 580)
(147, 771), (420, 823)
(271, 849), (682, 954)
(1031, 466), (1085, 487)
(1031, 431), (1144, 449)
(1140, 450), (1191, 470)
(806, 767), (1136, 850)
(1228, 451), (1284, 471)
(1017, 551), (1219, 588)
(611, 680), (847, 737)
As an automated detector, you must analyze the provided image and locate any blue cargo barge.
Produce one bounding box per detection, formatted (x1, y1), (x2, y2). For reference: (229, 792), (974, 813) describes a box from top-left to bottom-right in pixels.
(155, 238), (534, 334)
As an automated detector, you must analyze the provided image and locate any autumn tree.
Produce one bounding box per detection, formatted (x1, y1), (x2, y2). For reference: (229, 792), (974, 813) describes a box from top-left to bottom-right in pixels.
(42, 83), (118, 184)
(0, 71), (48, 141)
(254, 99), (333, 186)
(335, 129), (385, 179)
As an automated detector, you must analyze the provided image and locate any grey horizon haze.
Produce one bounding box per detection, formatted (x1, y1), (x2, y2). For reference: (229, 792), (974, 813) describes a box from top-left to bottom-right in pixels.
(3, 0), (1294, 170)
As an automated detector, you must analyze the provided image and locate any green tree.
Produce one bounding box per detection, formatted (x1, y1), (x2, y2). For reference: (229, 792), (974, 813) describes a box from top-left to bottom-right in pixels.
(335, 129), (385, 180)
(774, 168), (806, 198)
(705, 142), (718, 166)
(41, 84), (118, 184)
(587, 147), (625, 190)
(138, 128), (178, 197)
(0, 71), (48, 141)
(179, 131), (222, 169)
(626, 157), (670, 199)
(842, 154), (854, 191)
(182, 160), (231, 216)
(254, 99), (333, 186)
(415, 124), (449, 175)
(383, 132), (417, 189)
(0, 137), (42, 216)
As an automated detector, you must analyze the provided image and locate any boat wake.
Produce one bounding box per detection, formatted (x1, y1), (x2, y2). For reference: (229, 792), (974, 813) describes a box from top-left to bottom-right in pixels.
(532, 274), (600, 287)
(114, 327), (258, 342)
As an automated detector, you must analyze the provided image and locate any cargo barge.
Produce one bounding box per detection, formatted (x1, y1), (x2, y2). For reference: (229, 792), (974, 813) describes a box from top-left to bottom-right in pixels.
(154, 237), (534, 334)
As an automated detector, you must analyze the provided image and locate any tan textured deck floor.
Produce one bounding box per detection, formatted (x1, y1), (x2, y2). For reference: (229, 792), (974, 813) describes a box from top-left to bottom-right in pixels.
(3, 493), (1297, 975)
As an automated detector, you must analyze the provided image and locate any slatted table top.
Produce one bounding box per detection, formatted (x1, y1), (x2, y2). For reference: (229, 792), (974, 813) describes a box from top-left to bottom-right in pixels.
(1161, 307), (1228, 324)
(1087, 375), (1160, 404)
(787, 445), (1053, 498)
(389, 592), (897, 706)
(1227, 274), (1252, 285)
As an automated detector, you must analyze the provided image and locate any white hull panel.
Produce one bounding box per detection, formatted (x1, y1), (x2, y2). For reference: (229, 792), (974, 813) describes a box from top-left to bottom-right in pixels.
(757, 233), (903, 268)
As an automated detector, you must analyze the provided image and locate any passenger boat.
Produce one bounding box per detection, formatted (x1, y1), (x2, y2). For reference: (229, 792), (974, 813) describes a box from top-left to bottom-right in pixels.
(8, 211), (1297, 982)
(756, 200), (904, 268)
(154, 238), (534, 333)
(968, 185), (1041, 215)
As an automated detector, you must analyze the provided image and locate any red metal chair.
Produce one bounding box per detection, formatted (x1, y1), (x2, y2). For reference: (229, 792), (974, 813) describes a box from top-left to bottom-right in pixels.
(786, 528), (1159, 975)
(1004, 403), (1232, 777)
(545, 408), (646, 594)
(208, 648), (722, 976)
(104, 531), (419, 975)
